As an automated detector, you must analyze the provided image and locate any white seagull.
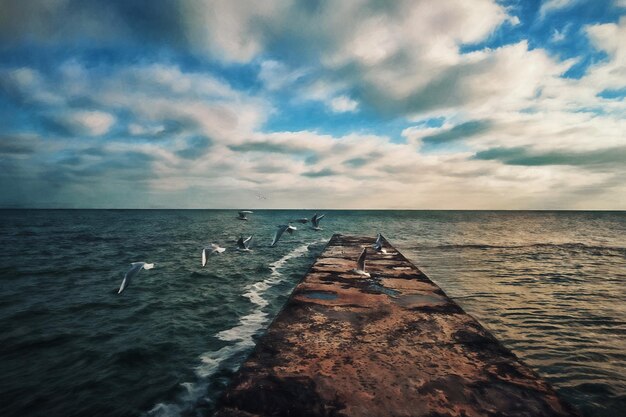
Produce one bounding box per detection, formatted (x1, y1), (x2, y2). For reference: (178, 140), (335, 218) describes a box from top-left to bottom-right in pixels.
(373, 233), (387, 254)
(118, 262), (154, 294)
(271, 224), (297, 246)
(236, 236), (253, 251)
(311, 213), (325, 231)
(202, 244), (226, 267)
(237, 210), (253, 221)
(351, 248), (371, 277)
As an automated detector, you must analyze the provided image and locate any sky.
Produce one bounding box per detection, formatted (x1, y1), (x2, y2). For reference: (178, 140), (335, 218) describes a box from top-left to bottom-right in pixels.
(0, 0), (624, 209)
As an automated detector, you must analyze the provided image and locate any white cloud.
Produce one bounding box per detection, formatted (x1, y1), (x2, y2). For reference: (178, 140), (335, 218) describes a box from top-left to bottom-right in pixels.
(258, 60), (308, 91)
(586, 18), (625, 58)
(539, 0), (580, 17)
(579, 17), (626, 92)
(1, 2), (625, 208)
(0, 67), (63, 105)
(507, 15), (521, 26)
(551, 28), (566, 42)
(57, 110), (116, 136)
(128, 123), (166, 136)
(330, 96), (359, 113)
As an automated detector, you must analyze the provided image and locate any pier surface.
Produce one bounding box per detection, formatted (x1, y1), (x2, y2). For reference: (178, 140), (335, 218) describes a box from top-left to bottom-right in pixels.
(215, 234), (579, 417)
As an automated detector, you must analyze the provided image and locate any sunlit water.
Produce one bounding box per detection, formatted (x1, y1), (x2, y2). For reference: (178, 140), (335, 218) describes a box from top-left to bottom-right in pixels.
(1, 210), (624, 417)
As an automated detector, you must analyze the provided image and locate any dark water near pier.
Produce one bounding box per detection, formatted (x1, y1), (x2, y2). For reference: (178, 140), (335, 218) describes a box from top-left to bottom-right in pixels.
(1, 210), (624, 417)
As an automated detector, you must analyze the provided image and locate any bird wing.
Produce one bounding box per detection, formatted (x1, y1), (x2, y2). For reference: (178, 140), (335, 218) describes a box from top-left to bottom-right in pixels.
(118, 276), (128, 294)
(211, 244), (225, 254)
(357, 248), (367, 271)
(272, 225), (287, 246)
(236, 237), (245, 249)
(311, 213), (318, 226)
(316, 214), (325, 222)
(243, 236), (253, 248)
(202, 248), (208, 267)
(375, 233), (382, 245)
(119, 263), (143, 294)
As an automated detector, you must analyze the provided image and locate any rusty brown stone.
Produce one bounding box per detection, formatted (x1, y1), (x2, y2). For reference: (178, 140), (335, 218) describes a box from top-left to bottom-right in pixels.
(214, 234), (580, 417)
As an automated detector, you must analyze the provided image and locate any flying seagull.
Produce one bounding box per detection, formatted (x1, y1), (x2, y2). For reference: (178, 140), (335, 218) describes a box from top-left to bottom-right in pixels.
(373, 233), (387, 254)
(118, 262), (154, 294)
(271, 224), (297, 246)
(237, 211), (253, 221)
(311, 213), (325, 231)
(351, 248), (371, 277)
(236, 236), (253, 251)
(202, 244), (226, 267)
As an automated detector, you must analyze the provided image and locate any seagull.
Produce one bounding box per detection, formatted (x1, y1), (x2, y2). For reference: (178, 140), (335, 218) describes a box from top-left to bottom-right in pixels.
(271, 224), (297, 246)
(118, 262), (154, 294)
(202, 244), (226, 267)
(373, 233), (387, 254)
(351, 248), (370, 277)
(236, 236), (253, 251)
(293, 218), (309, 224)
(311, 213), (325, 230)
(237, 210), (253, 221)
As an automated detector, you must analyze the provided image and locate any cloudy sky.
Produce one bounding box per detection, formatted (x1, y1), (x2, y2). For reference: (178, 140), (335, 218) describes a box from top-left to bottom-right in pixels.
(0, 0), (624, 209)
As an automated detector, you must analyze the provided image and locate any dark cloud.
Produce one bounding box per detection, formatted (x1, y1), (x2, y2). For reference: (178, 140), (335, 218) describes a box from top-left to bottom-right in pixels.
(344, 157), (369, 168)
(0, 134), (39, 155)
(229, 141), (309, 155)
(39, 115), (75, 137)
(343, 152), (383, 168)
(128, 120), (189, 139)
(82, 147), (107, 157)
(302, 168), (337, 177)
(253, 165), (288, 174)
(58, 156), (83, 166)
(422, 120), (492, 146)
(0, 0), (184, 47)
(175, 135), (212, 159)
(474, 146), (626, 168)
(304, 154), (319, 165)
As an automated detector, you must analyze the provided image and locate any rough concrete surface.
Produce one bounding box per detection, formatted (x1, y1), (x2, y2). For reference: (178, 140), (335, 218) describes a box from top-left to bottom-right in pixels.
(214, 234), (580, 417)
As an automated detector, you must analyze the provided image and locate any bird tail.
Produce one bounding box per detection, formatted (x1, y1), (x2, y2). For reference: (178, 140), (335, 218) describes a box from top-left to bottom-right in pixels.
(143, 263), (155, 270)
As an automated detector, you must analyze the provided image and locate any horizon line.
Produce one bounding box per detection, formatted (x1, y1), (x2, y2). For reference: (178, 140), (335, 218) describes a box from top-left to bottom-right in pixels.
(1, 207), (625, 212)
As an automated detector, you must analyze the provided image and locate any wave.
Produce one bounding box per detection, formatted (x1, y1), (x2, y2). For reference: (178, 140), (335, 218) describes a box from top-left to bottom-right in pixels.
(411, 242), (626, 254)
(146, 242), (316, 417)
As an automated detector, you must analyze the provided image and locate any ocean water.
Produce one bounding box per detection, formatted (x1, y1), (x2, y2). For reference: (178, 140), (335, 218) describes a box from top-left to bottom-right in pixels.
(0, 210), (624, 417)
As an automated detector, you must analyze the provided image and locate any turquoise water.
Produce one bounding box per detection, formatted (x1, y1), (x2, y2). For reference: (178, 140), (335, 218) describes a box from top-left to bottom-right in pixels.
(1, 210), (624, 417)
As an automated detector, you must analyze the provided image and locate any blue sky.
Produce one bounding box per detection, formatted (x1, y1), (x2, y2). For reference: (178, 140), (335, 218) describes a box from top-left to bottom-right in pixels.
(0, 0), (624, 208)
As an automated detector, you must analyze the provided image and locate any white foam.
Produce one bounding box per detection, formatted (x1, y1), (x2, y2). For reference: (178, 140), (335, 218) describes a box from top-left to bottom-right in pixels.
(147, 241), (319, 417)
(215, 309), (267, 342)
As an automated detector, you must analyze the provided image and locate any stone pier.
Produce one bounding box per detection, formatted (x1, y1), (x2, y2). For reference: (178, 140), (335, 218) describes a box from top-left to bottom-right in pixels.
(214, 234), (580, 417)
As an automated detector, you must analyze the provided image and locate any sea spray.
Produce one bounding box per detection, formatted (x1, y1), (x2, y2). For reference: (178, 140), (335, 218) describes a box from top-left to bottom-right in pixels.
(147, 242), (317, 417)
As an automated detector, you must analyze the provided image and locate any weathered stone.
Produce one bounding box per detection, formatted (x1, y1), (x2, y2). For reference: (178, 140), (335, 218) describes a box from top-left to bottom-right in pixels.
(214, 234), (580, 417)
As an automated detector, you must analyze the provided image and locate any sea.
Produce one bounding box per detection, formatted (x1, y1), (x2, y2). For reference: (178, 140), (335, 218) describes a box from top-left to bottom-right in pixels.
(1, 210), (624, 417)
